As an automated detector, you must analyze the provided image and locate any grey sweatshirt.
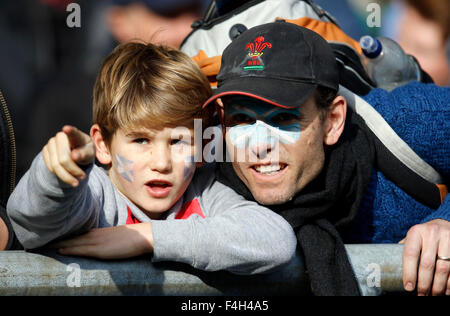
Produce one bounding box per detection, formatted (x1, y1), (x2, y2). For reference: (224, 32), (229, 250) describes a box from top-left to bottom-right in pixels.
(7, 153), (297, 274)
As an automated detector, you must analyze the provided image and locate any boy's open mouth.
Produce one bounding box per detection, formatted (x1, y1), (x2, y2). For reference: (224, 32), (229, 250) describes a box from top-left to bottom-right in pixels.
(145, 180), (173, 198)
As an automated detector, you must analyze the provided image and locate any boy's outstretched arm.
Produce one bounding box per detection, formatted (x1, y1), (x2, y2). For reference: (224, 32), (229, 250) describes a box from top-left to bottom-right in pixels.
(7, 126), (99, 249)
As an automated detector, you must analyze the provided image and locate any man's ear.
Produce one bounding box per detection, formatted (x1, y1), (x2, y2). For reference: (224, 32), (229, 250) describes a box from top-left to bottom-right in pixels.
(323, 95), (347, 146)
(90, 124), (112, 164)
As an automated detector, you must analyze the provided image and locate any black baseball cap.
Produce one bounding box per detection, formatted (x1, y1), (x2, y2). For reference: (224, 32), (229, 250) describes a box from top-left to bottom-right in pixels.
(202, 21), (339, 109)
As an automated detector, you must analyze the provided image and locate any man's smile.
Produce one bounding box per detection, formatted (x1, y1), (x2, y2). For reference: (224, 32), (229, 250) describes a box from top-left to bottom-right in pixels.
(250, 162), (288, 177)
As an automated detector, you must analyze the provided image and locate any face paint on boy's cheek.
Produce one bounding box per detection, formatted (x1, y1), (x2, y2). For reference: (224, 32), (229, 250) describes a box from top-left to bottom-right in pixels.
(115, 153), (134, 182)
(183, 155), (196, 181)
(228, 120), (301, 149)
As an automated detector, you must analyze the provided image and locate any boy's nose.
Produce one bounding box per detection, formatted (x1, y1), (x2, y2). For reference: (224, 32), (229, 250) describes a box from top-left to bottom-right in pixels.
(149, 145), (172, 173)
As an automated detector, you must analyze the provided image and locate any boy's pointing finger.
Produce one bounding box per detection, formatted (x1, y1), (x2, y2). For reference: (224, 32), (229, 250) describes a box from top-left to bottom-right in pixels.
(62, 125), (91, 148)
(72, 142), (95, 165)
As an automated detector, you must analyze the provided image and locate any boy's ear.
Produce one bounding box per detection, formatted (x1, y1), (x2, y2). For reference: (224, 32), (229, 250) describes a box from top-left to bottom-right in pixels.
(216, 99), (225, 130)
(323, 95), (347, 146)
(90, 124), (112, 165)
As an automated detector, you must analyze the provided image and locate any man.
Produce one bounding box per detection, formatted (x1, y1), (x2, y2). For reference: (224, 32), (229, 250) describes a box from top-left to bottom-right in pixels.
(201, 21), (450, 296)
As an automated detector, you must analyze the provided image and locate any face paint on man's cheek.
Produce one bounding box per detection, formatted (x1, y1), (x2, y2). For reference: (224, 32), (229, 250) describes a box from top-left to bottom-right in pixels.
(272, 123), (301, 144)
(115, 153), (134, 182)
(183, 155), (196, 181)
(265, 107), (301, 140)
(228, 120), (300, 149)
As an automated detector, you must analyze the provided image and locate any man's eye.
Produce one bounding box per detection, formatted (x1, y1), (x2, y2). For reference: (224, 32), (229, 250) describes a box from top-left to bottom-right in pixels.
(270, 113), (299, 126)
(134, 138), (149, 145)
(228, 114), (255, 126)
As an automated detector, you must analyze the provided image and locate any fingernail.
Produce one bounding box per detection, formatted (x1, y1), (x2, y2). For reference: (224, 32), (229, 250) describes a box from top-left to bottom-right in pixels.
(72, 181), (79, 187)
(405, 282), (414, 291)
(446, 289), (450, 296)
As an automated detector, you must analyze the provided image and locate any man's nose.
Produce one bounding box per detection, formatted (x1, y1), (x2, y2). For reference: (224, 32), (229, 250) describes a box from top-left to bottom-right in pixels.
(250, 143), (273, 160)
(248, 124), (277, 160)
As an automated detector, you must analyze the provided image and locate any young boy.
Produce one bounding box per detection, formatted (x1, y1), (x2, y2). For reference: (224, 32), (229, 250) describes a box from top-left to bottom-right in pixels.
(6, 42), (296, 274)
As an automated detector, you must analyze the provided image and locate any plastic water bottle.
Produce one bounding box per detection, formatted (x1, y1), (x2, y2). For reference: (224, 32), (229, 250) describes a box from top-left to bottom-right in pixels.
(359, 35), (421, 91)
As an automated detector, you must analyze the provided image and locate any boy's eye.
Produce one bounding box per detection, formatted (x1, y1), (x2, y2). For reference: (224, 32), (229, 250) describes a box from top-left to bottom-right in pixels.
(134, 138), (149, 145)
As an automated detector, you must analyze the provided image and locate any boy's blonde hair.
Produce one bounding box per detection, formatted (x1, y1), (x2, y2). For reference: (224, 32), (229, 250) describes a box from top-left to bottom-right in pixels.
(93, 42), (213, 145)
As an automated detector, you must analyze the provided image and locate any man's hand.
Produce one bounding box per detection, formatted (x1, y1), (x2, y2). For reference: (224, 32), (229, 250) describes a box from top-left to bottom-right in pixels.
(42, 125), (94, 187)
(400, 219), (450, 296)
(51, 223), (154, 260)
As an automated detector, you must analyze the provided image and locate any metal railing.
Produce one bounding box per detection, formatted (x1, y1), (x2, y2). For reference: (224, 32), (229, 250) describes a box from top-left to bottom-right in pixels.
(0, 244), (406, 296)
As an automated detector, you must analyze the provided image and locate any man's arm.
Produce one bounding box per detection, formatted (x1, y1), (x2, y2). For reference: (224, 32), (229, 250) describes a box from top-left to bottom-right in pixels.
(364, 82), (450, 295)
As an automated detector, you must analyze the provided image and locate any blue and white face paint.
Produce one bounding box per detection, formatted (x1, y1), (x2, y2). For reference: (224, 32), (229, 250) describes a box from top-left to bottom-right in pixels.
(116, 153), (134, 182)
(183, 155), (196, 181)
(228, 120), (300, 148)
(225, 103), (301, 149)
(169, 127), (197, 181)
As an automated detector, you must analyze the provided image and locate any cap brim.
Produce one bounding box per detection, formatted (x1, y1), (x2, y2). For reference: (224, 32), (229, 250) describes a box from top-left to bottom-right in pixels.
(202, 77), (317, 109)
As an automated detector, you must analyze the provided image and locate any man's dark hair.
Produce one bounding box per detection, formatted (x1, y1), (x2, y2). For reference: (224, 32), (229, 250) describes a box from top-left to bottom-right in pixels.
(313, 85), (338, 119)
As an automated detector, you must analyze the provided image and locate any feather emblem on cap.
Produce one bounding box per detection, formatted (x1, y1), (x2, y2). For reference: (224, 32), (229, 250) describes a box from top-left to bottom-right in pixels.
(244, 36), (272, 70)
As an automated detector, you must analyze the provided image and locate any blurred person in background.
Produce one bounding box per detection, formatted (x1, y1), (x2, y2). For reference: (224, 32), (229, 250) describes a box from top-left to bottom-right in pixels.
(313, 0), (385, 39)
(0, 0), (115, 183)
(382, 0), (449, 86)
(107, 0), (210, 47)
(311, 0), (449, 86)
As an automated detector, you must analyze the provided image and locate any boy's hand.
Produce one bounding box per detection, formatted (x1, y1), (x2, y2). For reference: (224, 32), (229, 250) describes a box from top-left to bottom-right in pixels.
(51, 223), (154, 259)
(42, 125), (94, 187)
